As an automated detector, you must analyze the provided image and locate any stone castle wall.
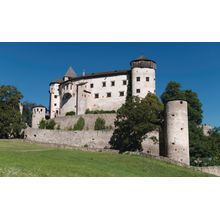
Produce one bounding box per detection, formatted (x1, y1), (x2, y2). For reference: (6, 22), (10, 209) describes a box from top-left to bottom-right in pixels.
(54, 114), (117, 130)
(24, 128), (159, 156)
(194, 166), (220, 177)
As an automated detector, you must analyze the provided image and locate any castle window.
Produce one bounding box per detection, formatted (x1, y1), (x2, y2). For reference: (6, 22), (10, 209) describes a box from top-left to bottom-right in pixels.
(123, 80), (127, 85)
(90, 83), (94, 88)
(107, 92), (111, 98)
(136, 77), (140, 82)
(54, 95), (58, 98)
(119, 91), (124, 97)
(136, 89), (140, 93)
(54, 103), (57, 106)
(146, 77), (150, 82)
(95, 93), (99, 99)
(111, 81), (115, 86)
(102, 82), (106, 87)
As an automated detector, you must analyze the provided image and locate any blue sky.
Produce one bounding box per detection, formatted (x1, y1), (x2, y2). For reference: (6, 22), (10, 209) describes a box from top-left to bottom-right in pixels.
(0, 43), (219, 126)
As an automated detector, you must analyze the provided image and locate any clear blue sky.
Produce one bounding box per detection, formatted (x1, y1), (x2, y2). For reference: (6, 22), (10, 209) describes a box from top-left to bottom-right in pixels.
(0, 43), (219, 126)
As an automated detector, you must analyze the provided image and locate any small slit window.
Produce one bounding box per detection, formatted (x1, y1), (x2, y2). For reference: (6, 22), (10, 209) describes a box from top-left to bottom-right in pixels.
(123, 80), (127, 85)
(146, 77), (150, 82)
(111, 81), (115, 86)
(136, 89), (140, 93)
(107, 92), (111, 98)
(136, 77), (140, 82)
(90, 84), (94, 88)
(102, 82), (106, 87)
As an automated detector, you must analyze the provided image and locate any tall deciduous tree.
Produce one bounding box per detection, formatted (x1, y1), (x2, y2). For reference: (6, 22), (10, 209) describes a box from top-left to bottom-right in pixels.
(0, 85), (25, 138)
(110, 93), (163, 153)
(160, 81), (203, 125)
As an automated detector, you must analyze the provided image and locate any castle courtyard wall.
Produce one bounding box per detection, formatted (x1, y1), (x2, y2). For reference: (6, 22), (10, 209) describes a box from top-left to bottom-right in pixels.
(54, 113), (117, 130)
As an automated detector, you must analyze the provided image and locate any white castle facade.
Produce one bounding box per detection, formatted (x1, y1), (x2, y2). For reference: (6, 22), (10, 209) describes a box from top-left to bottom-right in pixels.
(49, 55), (156, 118)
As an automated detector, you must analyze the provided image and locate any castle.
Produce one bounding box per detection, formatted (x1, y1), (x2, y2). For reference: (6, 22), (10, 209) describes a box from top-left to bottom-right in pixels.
(30, 55), (190, 165)
(49, 55), (156, 118)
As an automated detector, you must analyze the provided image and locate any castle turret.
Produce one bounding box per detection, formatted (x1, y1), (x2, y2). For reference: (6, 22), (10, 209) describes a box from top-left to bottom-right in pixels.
(32, 106), (46, 128)
(130, 55), (156, 98)
(165, 100), (190, 165)
(63, 66), (77, 81)
(49, 80), (62, 118)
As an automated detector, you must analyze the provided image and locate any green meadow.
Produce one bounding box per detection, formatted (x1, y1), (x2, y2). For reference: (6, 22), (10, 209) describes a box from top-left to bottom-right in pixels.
(0, 140), (213, 177)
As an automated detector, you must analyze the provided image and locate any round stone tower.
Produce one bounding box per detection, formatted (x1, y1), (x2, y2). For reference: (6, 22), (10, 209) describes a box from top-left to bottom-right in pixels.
(49, 81), (62, 119)
(165, 100), (190, 165)
(130, 55), (156, 98)
(32, 106), (46, 128)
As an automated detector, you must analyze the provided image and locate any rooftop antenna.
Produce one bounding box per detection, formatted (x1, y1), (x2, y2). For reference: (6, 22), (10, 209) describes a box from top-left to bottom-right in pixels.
(82, 69), (86, 76)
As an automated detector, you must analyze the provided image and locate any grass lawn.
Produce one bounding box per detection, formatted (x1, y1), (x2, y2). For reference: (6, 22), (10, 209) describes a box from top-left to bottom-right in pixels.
(0, 140), (214, 177)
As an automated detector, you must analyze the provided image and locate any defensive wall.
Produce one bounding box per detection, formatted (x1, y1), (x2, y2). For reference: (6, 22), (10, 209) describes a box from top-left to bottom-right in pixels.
(30, 100), (190, 164)
(194, 166), (220, 177)
(24, 128), (159, 156)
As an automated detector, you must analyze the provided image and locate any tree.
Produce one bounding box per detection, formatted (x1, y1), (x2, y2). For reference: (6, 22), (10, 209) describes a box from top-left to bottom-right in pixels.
(161, 81), (203, 125)
(0, 85), (23, 107)
(184, 90), (203, 125)
(207, 128), (220, 163)
(189, 123), (212, 166)
(110, 93), (163, 153)
(0, 85), (25, 138)
(22, 101), (37, 127)
(161, 81), (185, 104)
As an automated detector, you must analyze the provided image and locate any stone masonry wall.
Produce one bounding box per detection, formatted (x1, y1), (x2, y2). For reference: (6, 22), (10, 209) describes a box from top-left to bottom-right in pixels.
(195, 166), (220, 177)
(24, 128), (112, 149)
(54, 114), (117, 130)
(24, 128), (159, 156)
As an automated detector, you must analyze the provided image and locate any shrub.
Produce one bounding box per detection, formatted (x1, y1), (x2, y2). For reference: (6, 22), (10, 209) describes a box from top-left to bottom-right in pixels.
(73, 117), (85, 131)
(85, 109), (116, 114)
(94, 117), (106, 130)
(46, 119), (56, 130)
(39, 119), (46, 129)
(39, 119), (56, 130)
(66, 111), (75, 116)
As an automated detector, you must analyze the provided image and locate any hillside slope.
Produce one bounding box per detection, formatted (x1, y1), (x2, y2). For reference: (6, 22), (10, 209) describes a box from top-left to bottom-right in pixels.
(0, 140), (214, 177)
